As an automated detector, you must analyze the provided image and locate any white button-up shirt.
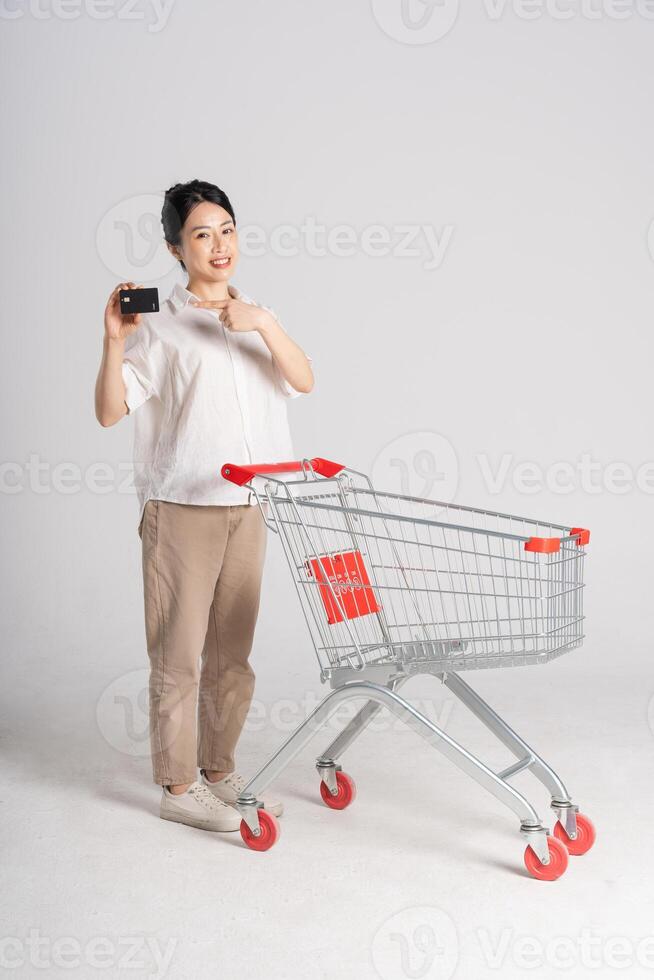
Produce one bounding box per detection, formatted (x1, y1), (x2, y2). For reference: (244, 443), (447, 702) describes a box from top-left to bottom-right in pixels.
(122, 281), (309, 520)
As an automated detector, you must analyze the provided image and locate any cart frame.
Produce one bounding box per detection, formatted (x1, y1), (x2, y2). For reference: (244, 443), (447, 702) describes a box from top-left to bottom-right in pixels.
(221, 457), (594, 878)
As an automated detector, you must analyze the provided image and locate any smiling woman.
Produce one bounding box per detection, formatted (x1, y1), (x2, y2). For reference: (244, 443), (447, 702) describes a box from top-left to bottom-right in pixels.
(94, 178), (313, 831)
(162, 180), (238, 275)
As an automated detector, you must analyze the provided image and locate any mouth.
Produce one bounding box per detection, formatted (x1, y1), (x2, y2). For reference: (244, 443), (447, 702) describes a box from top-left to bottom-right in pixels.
(209, 257), (231, 269)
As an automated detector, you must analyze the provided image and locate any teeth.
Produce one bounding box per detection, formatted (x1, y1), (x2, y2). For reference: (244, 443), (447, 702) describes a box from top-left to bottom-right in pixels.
(211, 258), (229, 266)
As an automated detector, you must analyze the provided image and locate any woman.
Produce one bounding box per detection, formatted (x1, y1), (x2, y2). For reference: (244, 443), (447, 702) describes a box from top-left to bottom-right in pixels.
(94, 179), (314, 832)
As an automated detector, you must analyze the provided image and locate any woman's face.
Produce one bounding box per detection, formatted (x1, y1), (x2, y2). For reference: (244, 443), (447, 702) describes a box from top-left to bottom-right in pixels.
(169, 201), (239, 282)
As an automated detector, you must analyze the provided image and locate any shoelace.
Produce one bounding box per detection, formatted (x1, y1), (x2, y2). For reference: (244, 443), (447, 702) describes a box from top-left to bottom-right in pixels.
(188, 783), (231, 810)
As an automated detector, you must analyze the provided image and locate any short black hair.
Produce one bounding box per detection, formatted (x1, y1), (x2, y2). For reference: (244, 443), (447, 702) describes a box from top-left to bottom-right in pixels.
(162, 179), (236, 271)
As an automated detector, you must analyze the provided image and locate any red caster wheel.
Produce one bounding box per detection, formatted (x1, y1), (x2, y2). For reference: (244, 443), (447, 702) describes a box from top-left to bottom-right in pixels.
(320, 771), (356, 810)
(554, 813), (596, 856)
(524, 836), (569, 881)
(240, 810), (280, 851)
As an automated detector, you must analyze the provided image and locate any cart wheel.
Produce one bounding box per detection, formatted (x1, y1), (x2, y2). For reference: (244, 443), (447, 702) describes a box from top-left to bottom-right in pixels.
(524, 836), (569, 881)
(554, 813), (596, 856)
(320, 771), (356, 810)
(240, 810), (280, 851)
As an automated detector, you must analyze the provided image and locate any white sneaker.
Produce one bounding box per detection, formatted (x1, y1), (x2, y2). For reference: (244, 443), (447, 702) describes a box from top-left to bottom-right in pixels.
(160, 781), (242, 832)
(200, 770), (284, 818)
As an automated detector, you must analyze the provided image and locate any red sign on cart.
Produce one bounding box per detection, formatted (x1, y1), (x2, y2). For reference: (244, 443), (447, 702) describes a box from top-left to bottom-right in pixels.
(306, 550), (380, 625)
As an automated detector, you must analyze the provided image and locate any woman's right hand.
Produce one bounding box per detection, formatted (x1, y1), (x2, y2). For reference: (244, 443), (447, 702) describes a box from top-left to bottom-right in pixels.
(104, 282), (145, 342)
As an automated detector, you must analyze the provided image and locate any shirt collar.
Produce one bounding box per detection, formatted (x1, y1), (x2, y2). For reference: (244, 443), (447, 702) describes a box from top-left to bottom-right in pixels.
(168, 281), (243, 313)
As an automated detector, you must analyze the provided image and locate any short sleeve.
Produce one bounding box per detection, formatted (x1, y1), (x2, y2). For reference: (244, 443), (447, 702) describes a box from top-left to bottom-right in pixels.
(260, 302), (312, 399)
(121, 324), (160, 413)
(251, 293), (313, 398)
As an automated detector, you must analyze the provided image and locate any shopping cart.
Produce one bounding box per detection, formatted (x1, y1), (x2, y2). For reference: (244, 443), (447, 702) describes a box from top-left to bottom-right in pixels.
(221, 456), (595, 880)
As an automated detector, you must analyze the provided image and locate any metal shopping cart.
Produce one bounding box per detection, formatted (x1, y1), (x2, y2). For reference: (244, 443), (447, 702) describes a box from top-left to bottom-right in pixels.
(221, 456), (595, 880)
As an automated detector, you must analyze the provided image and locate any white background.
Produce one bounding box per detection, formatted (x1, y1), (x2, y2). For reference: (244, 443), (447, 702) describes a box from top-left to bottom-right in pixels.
(2, 2), (653, 978)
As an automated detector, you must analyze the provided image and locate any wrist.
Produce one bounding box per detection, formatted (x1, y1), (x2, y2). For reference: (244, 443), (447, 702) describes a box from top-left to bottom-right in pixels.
(104, 334), (125, 351)
(256, 309), (280, 338)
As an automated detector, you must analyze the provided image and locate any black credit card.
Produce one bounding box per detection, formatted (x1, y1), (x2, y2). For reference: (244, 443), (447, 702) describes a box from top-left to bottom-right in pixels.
(119, 287), (159, 315)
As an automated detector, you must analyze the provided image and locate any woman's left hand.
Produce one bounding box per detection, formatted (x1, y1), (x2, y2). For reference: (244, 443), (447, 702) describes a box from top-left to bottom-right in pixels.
(190, 298), (273, 334)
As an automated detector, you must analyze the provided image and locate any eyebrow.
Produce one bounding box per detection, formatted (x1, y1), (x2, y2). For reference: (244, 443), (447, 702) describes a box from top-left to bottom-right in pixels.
(190, 220), (234, 232)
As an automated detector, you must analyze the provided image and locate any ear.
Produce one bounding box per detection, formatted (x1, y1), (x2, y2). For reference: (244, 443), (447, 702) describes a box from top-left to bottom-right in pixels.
(166, 242), (182, 262)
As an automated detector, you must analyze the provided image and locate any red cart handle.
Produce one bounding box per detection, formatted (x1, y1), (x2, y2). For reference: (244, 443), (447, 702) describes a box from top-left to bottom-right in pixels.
(525, 527), (590, 553)
(221, 457), (345, 487)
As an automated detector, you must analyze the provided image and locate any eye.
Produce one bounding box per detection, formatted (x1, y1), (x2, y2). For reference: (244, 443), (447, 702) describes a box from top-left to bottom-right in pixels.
(196, 232), (209, 238)
(223, 227), (234, 235)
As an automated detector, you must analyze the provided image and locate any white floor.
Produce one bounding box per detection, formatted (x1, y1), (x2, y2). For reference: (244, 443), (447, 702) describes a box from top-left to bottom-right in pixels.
(2, 655), (651, 980)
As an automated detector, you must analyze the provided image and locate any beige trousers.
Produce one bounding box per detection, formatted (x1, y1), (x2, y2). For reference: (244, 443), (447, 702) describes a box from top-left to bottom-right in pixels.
(138, 499), (267, 786)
